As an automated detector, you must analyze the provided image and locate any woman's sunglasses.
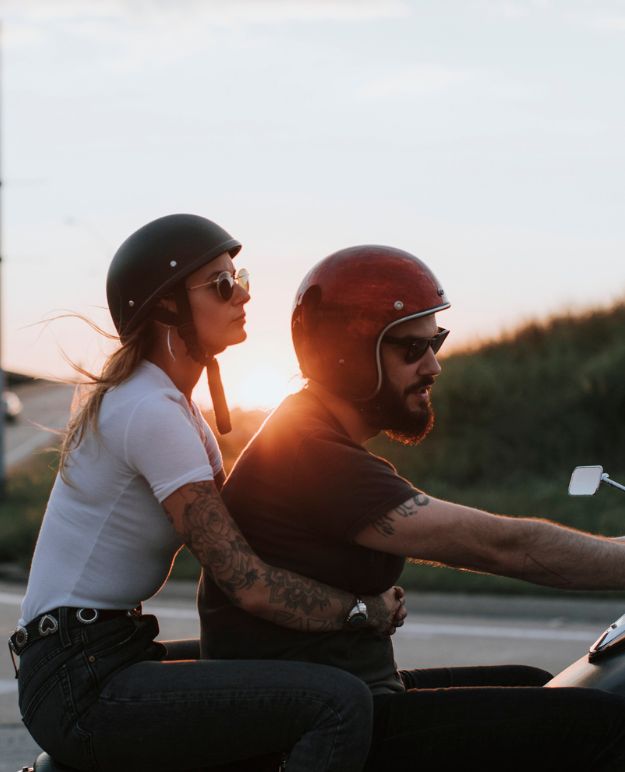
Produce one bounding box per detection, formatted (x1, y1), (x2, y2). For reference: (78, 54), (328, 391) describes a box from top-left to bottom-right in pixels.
(382, 327), (450, 364)
(187, 268), (250, 302)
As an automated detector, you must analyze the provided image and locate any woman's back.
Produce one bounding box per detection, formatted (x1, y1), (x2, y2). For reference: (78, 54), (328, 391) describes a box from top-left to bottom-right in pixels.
(20, 360), (222, 624)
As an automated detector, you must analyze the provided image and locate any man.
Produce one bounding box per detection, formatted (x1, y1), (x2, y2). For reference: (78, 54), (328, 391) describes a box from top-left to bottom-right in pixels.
(199, 245), (625, 769)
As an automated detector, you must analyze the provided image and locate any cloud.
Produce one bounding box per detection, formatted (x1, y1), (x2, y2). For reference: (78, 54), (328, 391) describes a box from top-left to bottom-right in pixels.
(591, 15), (625, 31)
(358, 64), (475, 100)
(469, 0), (553, 20)
(0, 0), (411, 25)
(0, 0), (412, 62)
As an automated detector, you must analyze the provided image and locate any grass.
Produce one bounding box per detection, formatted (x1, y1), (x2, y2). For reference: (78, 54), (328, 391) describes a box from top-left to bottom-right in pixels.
(7, 299), (625, 595)
(0, 449), (58, 569)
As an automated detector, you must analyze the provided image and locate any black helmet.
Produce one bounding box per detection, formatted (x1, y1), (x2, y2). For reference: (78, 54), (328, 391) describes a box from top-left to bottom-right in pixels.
(106, 214), (242, 434)
(107, 213), (241, 338)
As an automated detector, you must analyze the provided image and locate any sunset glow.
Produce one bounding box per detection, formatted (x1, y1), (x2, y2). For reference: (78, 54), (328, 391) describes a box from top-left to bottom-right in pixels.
(2, 1), (624, 410)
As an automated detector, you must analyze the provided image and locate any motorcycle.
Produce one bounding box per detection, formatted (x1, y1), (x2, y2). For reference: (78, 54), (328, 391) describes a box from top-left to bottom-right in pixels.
(546, 465), (625, 694)
(18, 464), (625, 771)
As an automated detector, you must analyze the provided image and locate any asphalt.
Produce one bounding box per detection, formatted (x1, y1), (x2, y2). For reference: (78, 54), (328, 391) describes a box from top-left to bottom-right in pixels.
(2, 578), (625, 771)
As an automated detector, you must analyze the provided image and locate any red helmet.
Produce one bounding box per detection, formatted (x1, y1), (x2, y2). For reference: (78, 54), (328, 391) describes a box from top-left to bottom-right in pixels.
(291, 245), (450, 401)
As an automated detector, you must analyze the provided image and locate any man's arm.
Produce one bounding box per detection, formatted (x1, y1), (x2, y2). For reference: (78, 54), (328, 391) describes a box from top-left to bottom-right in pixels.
(163, 480), (405, 633)
(354, 493), (625, 590)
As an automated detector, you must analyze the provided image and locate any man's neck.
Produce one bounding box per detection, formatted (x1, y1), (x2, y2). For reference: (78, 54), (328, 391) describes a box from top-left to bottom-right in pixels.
(306, 381), (378, 445)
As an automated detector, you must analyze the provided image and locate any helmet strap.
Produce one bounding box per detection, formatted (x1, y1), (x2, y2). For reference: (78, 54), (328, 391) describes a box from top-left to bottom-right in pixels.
(172, 284), (232, 435)
(206, 357), (232, 434)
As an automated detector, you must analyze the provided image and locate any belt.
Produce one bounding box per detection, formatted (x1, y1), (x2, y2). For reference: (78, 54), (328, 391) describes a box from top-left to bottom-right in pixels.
(8, 605), (142, 657)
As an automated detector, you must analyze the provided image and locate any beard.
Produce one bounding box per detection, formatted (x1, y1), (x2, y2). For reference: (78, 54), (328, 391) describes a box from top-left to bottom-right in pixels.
(360, 375), (436, 446)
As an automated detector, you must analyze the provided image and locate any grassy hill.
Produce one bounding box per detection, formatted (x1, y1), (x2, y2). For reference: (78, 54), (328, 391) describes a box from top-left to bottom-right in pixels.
(5, 303), (625, 596)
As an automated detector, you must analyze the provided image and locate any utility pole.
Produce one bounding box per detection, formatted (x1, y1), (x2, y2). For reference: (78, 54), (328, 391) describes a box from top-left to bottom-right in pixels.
(0, 20), (6, 498)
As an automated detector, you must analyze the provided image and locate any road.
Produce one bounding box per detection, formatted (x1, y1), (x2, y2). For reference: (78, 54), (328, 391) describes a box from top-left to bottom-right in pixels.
(4, 382), (74, 472)
(2, 580), (624, 771)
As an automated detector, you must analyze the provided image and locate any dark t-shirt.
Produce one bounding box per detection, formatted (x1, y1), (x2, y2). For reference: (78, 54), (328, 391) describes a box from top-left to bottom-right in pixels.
(198, 389), (417, 693)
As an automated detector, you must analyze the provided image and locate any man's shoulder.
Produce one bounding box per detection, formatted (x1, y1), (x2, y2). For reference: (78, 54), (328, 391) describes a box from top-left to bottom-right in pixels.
(248, 390), (350, 451)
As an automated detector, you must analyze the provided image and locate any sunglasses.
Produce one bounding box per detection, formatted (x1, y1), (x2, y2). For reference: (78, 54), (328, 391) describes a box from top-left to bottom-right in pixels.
(187, 268), (250, 301)
(382, 327), (449, 364)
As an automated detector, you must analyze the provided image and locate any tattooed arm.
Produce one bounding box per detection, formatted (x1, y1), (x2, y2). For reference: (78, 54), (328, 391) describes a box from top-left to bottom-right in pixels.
(355, 493), (625, 590)
(163, 480), (406, 633)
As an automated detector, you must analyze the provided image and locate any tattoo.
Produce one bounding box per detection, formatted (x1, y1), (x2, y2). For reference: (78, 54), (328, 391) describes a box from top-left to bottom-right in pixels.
(163, 481), (261, 605)
(163, 481), (359, 632)
(268, 610), (335, 633)
(371, 492), (430, 537)
(262, 567), (332, 615)
(523, 553), (573, 587)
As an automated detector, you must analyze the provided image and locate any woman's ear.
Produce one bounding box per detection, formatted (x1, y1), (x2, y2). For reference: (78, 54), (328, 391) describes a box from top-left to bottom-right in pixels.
(151, 295), (179, 326)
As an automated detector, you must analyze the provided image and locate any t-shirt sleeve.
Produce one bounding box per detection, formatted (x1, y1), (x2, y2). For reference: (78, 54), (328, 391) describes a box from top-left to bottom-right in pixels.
(124, 393), (215, 502)
(294, 428), (417, 541)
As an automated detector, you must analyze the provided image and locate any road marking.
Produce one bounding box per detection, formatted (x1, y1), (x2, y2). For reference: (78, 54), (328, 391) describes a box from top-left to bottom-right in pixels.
(0, 679), (16, 695)
(1, 592), (600, 644)
(0, 593), (22, 605)
(401, 621), (595, 643)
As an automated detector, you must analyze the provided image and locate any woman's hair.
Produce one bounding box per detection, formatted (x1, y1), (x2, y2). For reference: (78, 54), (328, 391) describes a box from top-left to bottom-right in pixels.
(58, 317), (155, 479)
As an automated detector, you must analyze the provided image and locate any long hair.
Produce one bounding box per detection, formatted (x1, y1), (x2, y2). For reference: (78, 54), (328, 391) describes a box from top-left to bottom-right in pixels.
(58, 318), (155, 480)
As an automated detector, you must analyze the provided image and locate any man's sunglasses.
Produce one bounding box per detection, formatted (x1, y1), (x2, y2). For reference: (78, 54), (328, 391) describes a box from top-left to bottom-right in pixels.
(187, 268), (250, 302)
(382, 327), (450, 364)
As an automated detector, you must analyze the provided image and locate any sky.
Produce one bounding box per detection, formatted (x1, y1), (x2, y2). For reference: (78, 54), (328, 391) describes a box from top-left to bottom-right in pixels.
(1, 0), (624, 409)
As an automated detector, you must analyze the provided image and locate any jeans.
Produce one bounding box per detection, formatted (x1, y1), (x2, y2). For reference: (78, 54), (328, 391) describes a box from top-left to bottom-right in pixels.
(363, 665), (625, 771)
(17, 610), (373, 772)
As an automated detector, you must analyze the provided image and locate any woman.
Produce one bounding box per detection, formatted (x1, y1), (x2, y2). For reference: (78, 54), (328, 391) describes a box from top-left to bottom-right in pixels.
(11, 214), (405, 772)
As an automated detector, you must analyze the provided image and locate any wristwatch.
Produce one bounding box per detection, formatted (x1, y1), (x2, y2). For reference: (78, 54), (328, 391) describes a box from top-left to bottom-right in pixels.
(345, 598), (368, 628)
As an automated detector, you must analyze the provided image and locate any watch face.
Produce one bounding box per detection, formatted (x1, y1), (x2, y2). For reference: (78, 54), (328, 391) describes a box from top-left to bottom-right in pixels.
(348, 612), (368, 627)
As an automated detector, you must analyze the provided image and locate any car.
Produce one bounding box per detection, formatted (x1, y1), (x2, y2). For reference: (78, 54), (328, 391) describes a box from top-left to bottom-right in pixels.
(3, 390), (23, 422)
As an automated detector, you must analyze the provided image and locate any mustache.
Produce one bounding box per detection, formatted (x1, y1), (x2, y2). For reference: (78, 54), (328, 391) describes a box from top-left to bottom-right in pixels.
(404, 376), (436, 397)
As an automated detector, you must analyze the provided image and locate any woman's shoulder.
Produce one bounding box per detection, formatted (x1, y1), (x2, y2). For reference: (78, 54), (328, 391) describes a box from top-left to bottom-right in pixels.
(101, 361), (187, 425)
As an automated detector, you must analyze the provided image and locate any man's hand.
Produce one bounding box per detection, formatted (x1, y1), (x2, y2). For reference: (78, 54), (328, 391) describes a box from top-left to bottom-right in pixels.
(365, 585), (407, 636)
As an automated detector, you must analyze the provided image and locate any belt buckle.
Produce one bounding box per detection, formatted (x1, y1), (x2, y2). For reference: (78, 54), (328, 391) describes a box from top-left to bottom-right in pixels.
(9, 625), (28, 653)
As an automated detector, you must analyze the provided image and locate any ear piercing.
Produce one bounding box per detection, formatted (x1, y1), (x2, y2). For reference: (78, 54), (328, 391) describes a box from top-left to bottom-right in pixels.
(167, 327), (176, 361)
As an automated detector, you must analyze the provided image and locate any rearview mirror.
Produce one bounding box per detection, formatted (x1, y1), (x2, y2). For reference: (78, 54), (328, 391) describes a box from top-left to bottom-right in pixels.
(569, 465), (604, 496)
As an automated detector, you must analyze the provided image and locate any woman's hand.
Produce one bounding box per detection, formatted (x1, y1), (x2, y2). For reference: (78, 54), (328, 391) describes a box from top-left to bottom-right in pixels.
(364, 585), (407, 636)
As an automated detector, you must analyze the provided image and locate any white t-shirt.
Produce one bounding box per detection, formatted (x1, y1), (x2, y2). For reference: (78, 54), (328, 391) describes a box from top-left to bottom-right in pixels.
(20, 361), (223, 625)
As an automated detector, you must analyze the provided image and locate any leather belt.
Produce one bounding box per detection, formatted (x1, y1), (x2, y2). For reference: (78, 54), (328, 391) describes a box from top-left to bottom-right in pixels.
(8, 606), (142, 656)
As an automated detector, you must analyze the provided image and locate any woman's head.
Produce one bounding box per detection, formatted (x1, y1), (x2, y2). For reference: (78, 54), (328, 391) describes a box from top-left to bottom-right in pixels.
(106, 213), (243, 344)
(107, 213), (249, 433)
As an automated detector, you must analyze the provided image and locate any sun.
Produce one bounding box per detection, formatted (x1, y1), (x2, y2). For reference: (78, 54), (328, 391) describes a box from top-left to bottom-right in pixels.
(193, 362), (301, 412)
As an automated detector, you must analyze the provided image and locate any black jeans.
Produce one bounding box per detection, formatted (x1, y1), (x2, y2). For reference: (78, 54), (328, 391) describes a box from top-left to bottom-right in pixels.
(363, 665), (625, 771)
(17, 611), (374, 772)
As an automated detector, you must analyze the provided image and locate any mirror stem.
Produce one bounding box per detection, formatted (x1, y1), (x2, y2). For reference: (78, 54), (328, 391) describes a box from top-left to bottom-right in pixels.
(602, 474), (625, 493)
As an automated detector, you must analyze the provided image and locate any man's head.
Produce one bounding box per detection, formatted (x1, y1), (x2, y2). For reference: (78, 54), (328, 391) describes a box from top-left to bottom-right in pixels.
(291, 244), (450, 440)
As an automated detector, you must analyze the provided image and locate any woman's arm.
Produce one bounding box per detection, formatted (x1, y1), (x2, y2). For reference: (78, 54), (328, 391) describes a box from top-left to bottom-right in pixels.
(163, 480), (404, 634)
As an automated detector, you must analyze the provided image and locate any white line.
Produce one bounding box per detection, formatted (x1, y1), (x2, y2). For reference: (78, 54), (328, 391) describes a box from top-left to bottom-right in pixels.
(1, 591), (599, 643)
(0, 594), (197, 620)
(0, 592), (22, 605)
(144, 604), (197, 620)
(401, 622), (596, 642)
(0, 679), (17, 695)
